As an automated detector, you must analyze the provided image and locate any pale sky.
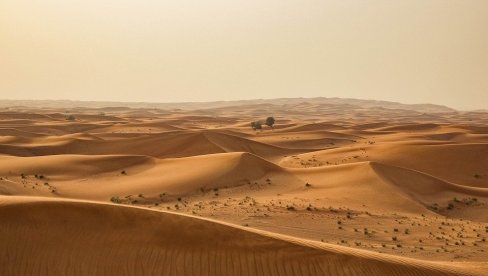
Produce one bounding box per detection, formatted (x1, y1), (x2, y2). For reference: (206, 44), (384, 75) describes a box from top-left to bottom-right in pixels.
(1, 0), (487, 110)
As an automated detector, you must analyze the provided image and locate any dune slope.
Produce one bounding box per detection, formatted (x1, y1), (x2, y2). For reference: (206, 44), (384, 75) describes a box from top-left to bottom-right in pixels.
(0, 196), (481, 276)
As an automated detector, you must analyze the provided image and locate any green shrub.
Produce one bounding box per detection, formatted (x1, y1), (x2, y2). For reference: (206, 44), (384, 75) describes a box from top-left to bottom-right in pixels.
(110, 196), (121, 203)
(286, 206), (296, 211)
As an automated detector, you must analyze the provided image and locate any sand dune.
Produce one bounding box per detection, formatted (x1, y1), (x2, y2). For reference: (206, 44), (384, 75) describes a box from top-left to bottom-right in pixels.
(278, 122), (348, 132)
(0, 151), (296, 200)
(0, 111), (55, 121)
(374, 123), (442, 132)
(0, 154), (154, 179)
(367, 143), (488, 188)
(283, 140), (488, 187)
(5, 152), (486, 216)
(371, 162), (488, 220)
(372, 162), (488, 198)
(0, 101), (487, 274)
(0, 130), (296, 160)
(0, 196), (482, 276)
(290, 162), (440, 214)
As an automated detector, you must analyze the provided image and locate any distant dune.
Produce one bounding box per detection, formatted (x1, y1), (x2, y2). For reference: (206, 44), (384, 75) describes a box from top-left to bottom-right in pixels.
(0, 96), (457, 113)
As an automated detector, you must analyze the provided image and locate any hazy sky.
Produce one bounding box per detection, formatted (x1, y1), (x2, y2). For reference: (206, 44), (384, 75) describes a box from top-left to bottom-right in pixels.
(1, 1), (487, 110)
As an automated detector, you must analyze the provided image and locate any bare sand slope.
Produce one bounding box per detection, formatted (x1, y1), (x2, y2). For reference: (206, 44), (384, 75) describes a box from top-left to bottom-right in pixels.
(290, 162), (431, 214)
(371, 162), (488, 220)
(251, 129), (360, 149)
(367, 143), (488, 188)
(0, 154), (154, 180)
(288, 161), (487, 216)
(282, 141), (488, 188)
(0, 152), (302, 201)
(371, 162), (488, 199)
(0, 130), (298, 160)
(0, 196), (481, 276)
(277, 122), (348, 132)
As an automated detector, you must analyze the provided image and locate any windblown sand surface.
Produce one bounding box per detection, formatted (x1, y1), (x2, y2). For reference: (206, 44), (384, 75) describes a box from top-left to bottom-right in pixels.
(0, 98), (487, 275)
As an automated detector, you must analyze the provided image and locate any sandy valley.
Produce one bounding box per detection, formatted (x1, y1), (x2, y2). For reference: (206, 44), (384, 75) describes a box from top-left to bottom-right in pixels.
(0, 98), (487, 275)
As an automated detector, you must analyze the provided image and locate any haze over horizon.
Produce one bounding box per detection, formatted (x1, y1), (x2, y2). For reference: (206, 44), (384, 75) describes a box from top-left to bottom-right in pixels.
(1, 1), (487, 110)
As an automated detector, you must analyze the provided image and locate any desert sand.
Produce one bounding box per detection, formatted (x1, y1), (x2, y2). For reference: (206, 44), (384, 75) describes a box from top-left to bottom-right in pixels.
(0, 98), (487, 275)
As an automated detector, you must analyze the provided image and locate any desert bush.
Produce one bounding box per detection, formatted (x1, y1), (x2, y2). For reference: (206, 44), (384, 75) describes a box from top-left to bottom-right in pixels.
(286, 206), (296, 211)
(251, 121), (262, 131)
(110, 196), (121, 203)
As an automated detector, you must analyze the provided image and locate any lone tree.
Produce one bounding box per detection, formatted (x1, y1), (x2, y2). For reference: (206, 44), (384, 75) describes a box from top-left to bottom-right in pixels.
(251, 121), (262, 131)
(265, 117), (275, 129)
